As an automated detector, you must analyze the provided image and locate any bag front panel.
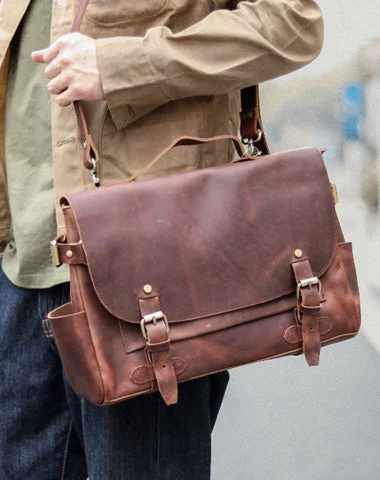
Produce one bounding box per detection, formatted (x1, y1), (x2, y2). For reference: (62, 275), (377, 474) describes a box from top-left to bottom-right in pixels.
(49, 240), (360, 405)
(65, 147), (336, 324)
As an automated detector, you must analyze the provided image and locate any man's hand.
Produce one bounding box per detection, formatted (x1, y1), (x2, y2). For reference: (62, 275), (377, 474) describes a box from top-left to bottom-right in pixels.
(32, 32), (104, 107)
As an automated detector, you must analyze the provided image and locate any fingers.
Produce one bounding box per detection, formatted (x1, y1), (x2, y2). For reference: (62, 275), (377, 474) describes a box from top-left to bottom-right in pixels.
(32, 33), (104, 106)
(32, 41), (60, 65)
(56, 92), (73, 108)
(31, 50), (45, 63)
(47, 72), (83, 107)
(55, 82), (90, 107)
(42, 38), (76, 79)
(44, 60), (62, 80)
(47, 73), (70, 96)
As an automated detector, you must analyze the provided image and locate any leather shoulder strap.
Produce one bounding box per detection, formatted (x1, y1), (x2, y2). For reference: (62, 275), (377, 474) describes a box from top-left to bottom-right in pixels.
(71, 0), (90, 33)
(71, 0), (270, 178)
(71, 0), (100, 181)
(240, 86), (269, 155)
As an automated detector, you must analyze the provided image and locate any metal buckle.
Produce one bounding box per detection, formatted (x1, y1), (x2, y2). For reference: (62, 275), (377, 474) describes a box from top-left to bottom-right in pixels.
(242, 129), (263, 145)
(50, 240), (61, 267)
(244, 138), (262, 157)
(140, 311), (169, 342)
(294, 306), (302, 325)
(242, 130), (263, 157)
(254, 129), (263, 143)
(90, 158), (101, 188)
(296, 277), (322, 303)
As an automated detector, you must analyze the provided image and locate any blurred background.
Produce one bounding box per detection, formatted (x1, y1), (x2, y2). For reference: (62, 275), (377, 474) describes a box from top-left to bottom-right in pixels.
(212, 1), (380, 478)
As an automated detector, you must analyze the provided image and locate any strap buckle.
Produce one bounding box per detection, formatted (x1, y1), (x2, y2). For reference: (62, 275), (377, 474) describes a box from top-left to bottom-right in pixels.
(140, 311), (169, 342)
(50, 236), (66, 267)
(242, 129), (263, 156)
(296, 277), (322, 303)
(90, 158), (100, 188)
(50, 239), (61, 267)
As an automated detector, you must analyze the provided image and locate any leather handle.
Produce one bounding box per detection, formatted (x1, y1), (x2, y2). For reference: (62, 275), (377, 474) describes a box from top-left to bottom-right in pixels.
(126, 135), (250, 183)
(70, 0), (270, 177)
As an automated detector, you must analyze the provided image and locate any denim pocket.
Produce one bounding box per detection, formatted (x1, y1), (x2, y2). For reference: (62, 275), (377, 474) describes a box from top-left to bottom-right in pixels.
(40, 282), (70, 353)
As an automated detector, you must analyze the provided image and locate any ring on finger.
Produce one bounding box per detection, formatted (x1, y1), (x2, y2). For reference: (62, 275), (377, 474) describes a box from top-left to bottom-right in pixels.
(49, 80), (61, 95)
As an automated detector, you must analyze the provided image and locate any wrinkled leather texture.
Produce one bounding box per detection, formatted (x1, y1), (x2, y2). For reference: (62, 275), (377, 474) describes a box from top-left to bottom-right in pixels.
(49, 147), (361, 406)
(63, 147), (336, 324)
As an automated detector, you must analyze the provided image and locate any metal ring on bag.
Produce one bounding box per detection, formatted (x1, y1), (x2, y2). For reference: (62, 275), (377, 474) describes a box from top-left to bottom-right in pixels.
(254, 129), (263, 143)
(242, 129), (263, 145)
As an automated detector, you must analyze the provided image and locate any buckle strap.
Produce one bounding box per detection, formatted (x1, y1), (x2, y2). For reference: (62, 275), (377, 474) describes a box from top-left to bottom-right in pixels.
(146, 340), (171, 353)
(130, 358), (187, 386)
(139, 297), (178, 405)
(50, 238), (87, 267)
(292, 259), (322, 367)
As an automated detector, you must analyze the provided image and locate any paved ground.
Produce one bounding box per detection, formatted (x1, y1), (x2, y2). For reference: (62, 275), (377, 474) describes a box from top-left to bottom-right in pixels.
(212, 165), (380, 479)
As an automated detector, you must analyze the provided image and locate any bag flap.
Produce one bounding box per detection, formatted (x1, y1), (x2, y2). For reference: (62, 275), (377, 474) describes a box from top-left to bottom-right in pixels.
(64, 147), (337, 324)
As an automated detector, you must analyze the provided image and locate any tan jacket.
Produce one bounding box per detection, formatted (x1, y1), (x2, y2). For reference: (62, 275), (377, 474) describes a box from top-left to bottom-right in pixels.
(0, 0), (323, 249)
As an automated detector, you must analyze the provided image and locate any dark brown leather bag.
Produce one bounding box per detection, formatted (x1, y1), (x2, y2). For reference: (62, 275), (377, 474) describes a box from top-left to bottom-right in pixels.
(47, 0), (361, 407)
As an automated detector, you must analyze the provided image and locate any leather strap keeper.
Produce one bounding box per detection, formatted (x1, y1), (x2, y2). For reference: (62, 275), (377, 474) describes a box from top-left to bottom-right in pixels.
(50, 239), (87, 267)
(146, 340), (172, 353)
(139, 297), (178, 405)
(292, 259), (322, 367)
(130, 358), (187, 386)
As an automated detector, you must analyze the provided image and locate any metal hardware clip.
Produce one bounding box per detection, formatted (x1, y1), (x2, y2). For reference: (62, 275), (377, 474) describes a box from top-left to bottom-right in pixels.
(90, 158), (100, 187)
(296, 277), (322, 303)
(50, 240), (60, 267)
(140, 311), (169, 342)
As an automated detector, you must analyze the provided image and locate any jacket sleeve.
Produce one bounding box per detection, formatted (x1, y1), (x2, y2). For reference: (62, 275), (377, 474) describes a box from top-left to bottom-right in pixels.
(95, 0), (323, 130)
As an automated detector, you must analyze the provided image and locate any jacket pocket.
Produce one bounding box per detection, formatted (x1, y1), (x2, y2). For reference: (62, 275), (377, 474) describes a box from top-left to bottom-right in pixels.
(85, 0), (169, 27)
(99, 98), (210, 185)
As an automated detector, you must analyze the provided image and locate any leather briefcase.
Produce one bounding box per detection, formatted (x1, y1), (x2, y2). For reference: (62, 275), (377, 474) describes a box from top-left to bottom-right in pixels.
(47, 1), (361, 407)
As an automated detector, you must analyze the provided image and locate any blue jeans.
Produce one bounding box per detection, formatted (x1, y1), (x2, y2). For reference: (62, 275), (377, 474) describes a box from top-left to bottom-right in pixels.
(0, 260), (229, 479)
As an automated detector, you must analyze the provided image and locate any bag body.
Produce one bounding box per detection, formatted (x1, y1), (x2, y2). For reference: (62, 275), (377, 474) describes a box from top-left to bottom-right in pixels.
(48, 140), (360, 406)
